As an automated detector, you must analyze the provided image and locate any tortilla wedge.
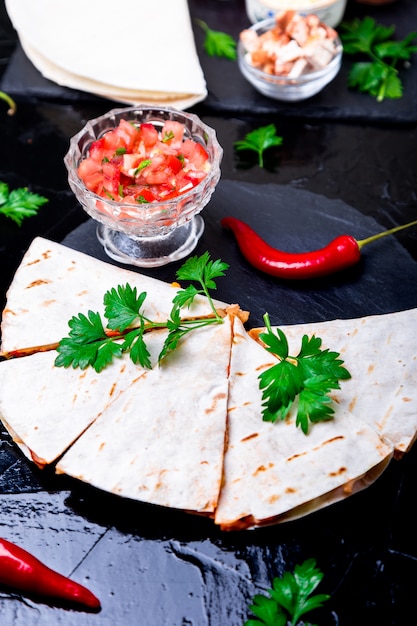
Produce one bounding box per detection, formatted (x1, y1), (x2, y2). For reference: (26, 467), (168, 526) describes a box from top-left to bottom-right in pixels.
(0, 237), (227, 357)
(214, 313), (416, 530)
(251, 308), (417, 457)
(0, 315), (233, 513)
(56, 318), (233, 512)
(4, 0), (207, 109)
(0, 348), (151, 467)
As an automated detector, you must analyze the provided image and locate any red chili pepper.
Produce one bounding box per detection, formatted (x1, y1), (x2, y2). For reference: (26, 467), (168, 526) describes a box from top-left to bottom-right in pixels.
(221, 216), (417, 280)
(0, 537), (101, 610)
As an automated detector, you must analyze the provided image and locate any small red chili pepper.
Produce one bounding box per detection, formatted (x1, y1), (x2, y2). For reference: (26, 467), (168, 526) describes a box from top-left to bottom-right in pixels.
(221, 216), (417, 280)
(0, 537), (101, 610)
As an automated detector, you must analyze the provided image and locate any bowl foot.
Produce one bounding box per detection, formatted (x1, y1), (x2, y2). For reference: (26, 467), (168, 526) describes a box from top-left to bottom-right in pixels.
(96, 216), (205, 268)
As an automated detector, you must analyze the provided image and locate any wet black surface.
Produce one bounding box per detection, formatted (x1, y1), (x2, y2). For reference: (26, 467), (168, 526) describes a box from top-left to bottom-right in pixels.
(1, 1), (417, 624)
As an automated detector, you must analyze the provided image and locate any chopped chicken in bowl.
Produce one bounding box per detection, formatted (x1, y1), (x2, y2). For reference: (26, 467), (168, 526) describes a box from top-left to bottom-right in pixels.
(238, 10), (343, 101)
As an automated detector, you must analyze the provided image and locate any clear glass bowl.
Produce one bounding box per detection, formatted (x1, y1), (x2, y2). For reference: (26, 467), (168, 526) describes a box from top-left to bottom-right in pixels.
(64, 106), (223, 267)
(238, 17), (343, 102)
(245, 0), (347, 27)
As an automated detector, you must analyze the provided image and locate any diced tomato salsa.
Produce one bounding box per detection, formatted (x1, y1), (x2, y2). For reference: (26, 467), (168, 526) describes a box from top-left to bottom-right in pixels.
(77, 119), (211, 205)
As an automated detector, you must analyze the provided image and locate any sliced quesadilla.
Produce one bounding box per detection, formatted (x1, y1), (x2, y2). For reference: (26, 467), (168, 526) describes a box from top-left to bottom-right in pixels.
(0, 237), (227, 357)
(5, 0), (207, 109)
(1, 236), (416, 528)
(55, 316), (234, 513)
(0, 348), (150, 467)
(251, 308), (417, 457)
(214, 315), (411, 530)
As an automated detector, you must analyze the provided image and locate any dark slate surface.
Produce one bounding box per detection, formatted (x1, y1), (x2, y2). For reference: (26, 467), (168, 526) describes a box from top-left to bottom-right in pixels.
(1, 1), (417, 623)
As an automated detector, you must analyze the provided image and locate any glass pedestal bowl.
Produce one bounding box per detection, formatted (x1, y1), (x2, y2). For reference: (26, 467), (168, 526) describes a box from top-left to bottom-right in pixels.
(64, 106), (223, 267)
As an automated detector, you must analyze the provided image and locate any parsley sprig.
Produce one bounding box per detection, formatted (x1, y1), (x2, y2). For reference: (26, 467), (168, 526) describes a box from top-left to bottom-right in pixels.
(339, 16), (417, 102)
(0, 181), (48, 225)
(245, 559), (330, 626)
(55, 252), (229, 373)
(258, 313), (351, 434)
(195, 19), (237, 60)
(234, 124), (283, 168)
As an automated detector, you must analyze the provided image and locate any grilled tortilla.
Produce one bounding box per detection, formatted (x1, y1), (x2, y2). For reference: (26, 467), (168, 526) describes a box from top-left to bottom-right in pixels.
(214, 316), (395, 530)
(1, 238), (416, 528)
(56, 319), (233, 512)
(0, 237), (225, 357)
(0, 315), (234, 513)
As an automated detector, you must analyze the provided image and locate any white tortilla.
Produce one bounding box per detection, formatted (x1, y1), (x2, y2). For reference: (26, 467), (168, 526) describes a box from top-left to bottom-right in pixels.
(5, 0), (207, 109)
(0, 349), (149, 467)
(56, 317), (233, 512)
(1, 238), (417, 528)
(214, 314), (415, 530)
(0, 237), (226, 356)
(274, 309), (417, 456)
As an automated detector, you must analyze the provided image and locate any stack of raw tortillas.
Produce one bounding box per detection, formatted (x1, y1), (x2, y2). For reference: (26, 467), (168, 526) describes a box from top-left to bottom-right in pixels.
(1, 237), (416, 530)
(4, 0), (207, 109)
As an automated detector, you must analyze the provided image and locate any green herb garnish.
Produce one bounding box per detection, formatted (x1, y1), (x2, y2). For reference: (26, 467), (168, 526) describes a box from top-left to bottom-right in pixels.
(55, 252), (229, 373)
(0, 90), (16, 115)
(162, 130), (175, 143)
(134, 159), (151, 175)
(234, 124), (283, 168)
(195, 19), (237, 60)
(0, 181), (48, 225)
(339, 16), (417, 102)
(258, 313), (351, 434)
(245, 559), (330, 626)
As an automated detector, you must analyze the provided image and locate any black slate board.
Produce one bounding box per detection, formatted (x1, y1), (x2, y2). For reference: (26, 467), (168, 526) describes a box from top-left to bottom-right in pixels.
(2, 0), (417, 123)
(1, 181), (417, 625)
(62, 180), (417, 329)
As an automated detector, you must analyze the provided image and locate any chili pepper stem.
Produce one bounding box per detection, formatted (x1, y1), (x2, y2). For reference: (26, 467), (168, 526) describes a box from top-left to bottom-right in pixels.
(356, 219), (417, 250)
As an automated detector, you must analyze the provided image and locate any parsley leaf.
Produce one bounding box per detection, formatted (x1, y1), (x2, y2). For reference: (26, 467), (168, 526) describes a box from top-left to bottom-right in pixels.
(104, 284), (147, 331)
(54, 311), (124, 372)
(55, 253), (228, 373)
(174, 251), (229, 307)
(195, 19), (237, 60)
(0, 181), (48, 225)
(245, 559), (330, 626)
(339, 17), (417, 102)
(234, 124), (283, 168)
(258, 314), (351, 434)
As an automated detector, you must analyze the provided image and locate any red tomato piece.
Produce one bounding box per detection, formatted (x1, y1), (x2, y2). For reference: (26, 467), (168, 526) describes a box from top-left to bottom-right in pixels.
(115, 119), (141, 151)
(181, 140), (209, 167)
(135, 188), (158, 203)
(161, 120), (185, 148)
(138, 123), (159, 150)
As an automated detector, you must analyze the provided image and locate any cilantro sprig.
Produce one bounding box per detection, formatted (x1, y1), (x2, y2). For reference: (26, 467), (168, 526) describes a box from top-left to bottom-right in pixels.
(0, 181), (48, 225)
(339, 16), (417, 102)
(195, 19), (237, 60)
(55, 252), (229, 373)
(258, 313), (351, 434)
(234, 124), (283, 168)
(245, 559), (330, 626)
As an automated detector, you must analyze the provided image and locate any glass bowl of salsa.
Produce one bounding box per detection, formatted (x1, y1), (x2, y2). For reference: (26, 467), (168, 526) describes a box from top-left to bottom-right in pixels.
(64, 106), (223, 267)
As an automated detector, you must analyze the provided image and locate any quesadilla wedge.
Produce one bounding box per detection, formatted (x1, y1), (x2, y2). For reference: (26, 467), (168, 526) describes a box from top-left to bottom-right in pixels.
(251, 308), (417, 457)
(214, 315), (406, 531)
(55, 315), (234, 513)
(0, 348), (151, 467)
(4, 0), (207, 109)
(0, 237), (227, 357)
